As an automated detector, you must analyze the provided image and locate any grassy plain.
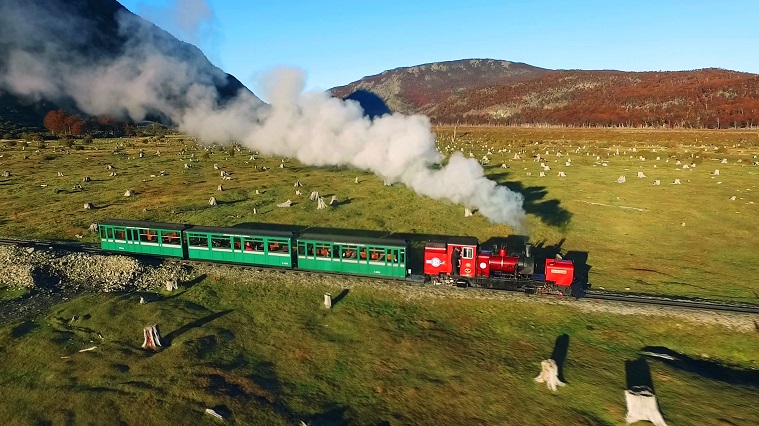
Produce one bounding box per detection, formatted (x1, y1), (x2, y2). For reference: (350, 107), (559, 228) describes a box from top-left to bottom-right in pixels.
(0, 127), (757, 302)
(0, 127), (758, 425)
(0, 271), (757, 425)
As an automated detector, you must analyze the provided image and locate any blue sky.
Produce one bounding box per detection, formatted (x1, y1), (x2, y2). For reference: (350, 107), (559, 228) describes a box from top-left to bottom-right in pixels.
(119, 0), (759, 92)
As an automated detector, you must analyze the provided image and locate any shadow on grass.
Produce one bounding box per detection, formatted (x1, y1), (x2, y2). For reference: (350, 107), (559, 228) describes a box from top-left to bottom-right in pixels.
(162, 309), (232, 346)
(11, 320), (38, 338)
(331, 288), (349, 307)
(641, 346), (759, 388)
(550, 334), (570, 383)
(626, 358), (655, 392)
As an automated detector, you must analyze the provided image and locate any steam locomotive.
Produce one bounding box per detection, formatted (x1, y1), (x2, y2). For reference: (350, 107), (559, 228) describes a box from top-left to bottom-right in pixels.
(422, 236), (576, 295)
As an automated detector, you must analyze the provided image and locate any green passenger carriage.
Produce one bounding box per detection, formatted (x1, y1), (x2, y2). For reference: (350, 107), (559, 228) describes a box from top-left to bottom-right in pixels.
(296, 233), (408, 278)
(184, 225), (295, 268)
(98, 219), (187, 258)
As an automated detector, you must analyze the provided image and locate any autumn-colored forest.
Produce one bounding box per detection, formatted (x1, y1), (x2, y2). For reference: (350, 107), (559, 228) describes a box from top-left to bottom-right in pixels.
(333, 62), (759, 129)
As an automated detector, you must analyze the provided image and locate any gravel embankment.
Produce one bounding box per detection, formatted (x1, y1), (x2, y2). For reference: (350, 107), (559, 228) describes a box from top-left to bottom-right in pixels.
(1, 245), (755, 332)
(0, 245), (190, 324)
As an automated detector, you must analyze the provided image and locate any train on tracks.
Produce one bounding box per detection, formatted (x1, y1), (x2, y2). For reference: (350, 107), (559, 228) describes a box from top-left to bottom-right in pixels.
(97, 219), (578, 295)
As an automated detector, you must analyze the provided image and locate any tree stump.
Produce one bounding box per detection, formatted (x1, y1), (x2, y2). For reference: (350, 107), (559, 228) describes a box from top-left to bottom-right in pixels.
(557, 171), (566, 177)
(217, 184), (224, 192)
(295, 190), (303, 196)
(355, 177), (359, 183)
(124, 189), (133, 197)
(57, 171), (64, 177)
(209, 197), (217, 206)
(82, 176), (91, 182)
(294, 180), (303, 187)
(673, 179), (681, 185)
(637, 172), (646, 178)
(464, 208), (473, 217)
(88, 223), (98, 233)
(625, 387), (667, 426)
(616, 176), (626, 183)
(277, 199), (292, 208)
(324, 293), (332, 309)
(330, 195), (338, 206)
(166, 280), (178, 291)
(534, 359), (565, 392)
(309, 191), (320, 201)
(317, 197), (327, 209)
(653, 180), (661, 186)
(84, 202), (94, 210)
(142, 325), (162, 350)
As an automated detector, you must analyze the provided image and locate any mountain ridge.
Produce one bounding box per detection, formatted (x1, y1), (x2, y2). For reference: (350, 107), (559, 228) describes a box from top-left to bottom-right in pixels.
(332, 59), (759, 128)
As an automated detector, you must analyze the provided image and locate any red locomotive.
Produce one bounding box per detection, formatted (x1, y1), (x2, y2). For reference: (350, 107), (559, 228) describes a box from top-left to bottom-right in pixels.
(423, 236), (575, 294)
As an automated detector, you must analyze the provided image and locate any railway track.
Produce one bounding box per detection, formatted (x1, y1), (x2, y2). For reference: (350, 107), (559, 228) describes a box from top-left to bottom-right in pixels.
(1, 236), (758, 316)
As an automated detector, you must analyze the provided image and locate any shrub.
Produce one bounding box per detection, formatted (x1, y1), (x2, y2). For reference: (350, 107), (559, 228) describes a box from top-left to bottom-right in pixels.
(74, 145), (84, 150)
(83, 136), (93, 144)
(5, 140), (17, 147)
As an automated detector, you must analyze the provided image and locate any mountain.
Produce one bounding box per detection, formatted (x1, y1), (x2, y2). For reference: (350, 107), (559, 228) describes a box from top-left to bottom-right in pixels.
(332, 60), (759, 128)
(0, 0), (254, 135)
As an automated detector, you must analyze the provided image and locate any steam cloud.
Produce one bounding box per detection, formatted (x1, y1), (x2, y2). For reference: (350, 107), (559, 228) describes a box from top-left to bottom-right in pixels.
(0, 0), (526, 229)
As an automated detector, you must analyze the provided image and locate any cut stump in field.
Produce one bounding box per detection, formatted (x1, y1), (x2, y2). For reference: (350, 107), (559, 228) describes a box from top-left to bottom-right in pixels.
(142, 325), (162, 350)
(625, 387), (667, 426)
(84, 202), (94, 210)
(464, 208), (473, 217)
(616, 176), (627, 183)
(277, 199), (292, 208)
(309, 191), (320, 201)
(317, 197), (327, 209)
(534, 359), (565, 392)
(330, 195), (338, 206)
(209, 197), (217, 206)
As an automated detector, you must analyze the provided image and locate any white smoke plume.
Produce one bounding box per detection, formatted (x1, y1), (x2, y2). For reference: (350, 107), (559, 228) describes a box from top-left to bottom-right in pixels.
(0, 0), (526, 229)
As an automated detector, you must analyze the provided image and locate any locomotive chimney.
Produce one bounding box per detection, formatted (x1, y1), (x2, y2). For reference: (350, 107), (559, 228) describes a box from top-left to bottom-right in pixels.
(499, 248), (506, 257)
(525, 243), (532, 258)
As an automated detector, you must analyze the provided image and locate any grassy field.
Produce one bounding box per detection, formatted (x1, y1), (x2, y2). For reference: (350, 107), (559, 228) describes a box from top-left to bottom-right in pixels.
(0, 127), (758, 425)
(0, 271), (757, 425)
(0, 127), (757, 302)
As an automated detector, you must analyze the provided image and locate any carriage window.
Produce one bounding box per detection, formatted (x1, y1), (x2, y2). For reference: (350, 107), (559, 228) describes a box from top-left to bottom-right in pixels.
(462, 247), (474, 259)
(315, 244), (331, 257)
(268, 239), (289, 252)
(368, 248), (384, 261)
(188, 235), (208, 247)
(297, 242), (306, 256)
(332, 245), (341, 258)
(139, 229), (158, 242)
(114, 229), (125, 240)
(211, 236), (231, 249)
(162, 231), (180, 245)
(341, 245), (358, 259)
(399, 250), (405, 264)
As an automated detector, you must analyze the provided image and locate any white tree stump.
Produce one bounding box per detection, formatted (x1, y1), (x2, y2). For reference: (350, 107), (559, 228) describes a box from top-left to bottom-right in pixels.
(712, 169), (720, 176)
(539, 172), (546, 177)
(84, 202), (94, 210)
(625, 388), (667, 426)
(166, 280), (178, 291)
(213, 164), (220, 170)
(82, 176), (91, 182)
(324, 293), (332, 309)
(309, 191), (320, 201)
(277, 199), (292, 208)
(673, 179), (681, 185)
(464, 208), (473, 217)
(317, 197), (327, 209)
(330, 195), (338, 206)
(88, 223), (98, 233)
(637, 172), (646, 178)
(57, 171), (64, 176)
(295, 190), (303, 196)
(534, 359), (565, 392)
(721, 158), (728, 164)
(124, 189), (133, 197)
(355, 177), (359, 183)
(205, 408), (223, 420)
(617, 176), (627, 183)
(217, 184), (224, 192)
(209, 197), (217, 206)
(653, 180), (661, 186)
(294, 180), (303, 187)
(557, 171), (566, 177)
(142, 325), (162, 349)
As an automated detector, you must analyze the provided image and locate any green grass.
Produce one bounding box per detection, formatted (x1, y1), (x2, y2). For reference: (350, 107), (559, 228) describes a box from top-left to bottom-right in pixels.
(1, 273), (757, 425)
(1, 128), (757, 302)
